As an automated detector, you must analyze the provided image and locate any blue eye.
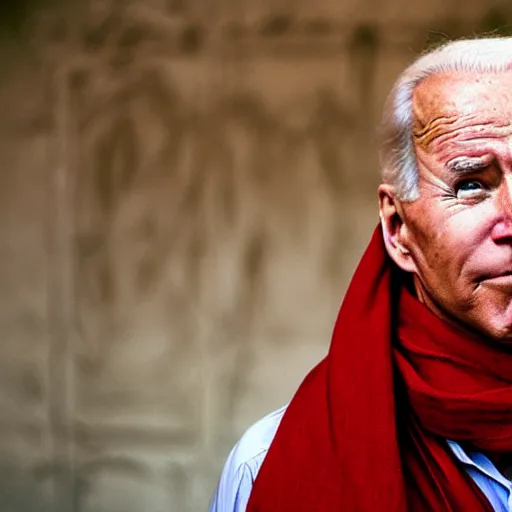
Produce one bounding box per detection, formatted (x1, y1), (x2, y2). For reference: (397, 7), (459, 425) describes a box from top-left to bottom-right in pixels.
(459, 181), (483, 191)
(456, 180), (486, 199)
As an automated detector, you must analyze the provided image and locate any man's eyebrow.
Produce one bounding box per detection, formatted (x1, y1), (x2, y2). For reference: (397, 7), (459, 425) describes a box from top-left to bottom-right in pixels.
(445, 157), (491, 175)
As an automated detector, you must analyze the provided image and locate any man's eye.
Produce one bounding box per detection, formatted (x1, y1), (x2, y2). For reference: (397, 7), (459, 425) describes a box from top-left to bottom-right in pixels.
(455, 180), (486, 199)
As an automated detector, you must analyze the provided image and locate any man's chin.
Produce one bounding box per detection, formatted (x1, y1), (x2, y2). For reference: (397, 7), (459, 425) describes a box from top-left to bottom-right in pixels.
(470, 297), (512, 345)
(480, 321), (512, 347)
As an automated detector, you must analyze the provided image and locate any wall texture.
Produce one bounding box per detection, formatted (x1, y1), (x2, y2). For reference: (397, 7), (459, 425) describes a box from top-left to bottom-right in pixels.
(0, 0), (510, 510)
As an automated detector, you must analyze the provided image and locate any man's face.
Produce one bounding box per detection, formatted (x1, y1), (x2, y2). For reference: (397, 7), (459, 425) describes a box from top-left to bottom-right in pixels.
(397, 71), (512, 342)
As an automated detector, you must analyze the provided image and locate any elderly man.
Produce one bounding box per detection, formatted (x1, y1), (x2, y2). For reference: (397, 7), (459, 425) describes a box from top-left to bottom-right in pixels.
(210, 36), (512, 511)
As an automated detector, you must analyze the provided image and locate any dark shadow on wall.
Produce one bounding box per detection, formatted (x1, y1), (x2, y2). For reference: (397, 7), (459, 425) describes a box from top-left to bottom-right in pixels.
(0, 462), (59, 512)
(0, 0), (52, 38)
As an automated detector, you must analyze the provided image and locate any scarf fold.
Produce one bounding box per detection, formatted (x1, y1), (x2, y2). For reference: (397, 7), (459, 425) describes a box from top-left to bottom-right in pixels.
(246, 225), (512, 511)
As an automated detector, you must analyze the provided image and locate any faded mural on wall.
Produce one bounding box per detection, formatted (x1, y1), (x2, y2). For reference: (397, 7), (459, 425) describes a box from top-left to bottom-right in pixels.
(0, 0), (511, 510)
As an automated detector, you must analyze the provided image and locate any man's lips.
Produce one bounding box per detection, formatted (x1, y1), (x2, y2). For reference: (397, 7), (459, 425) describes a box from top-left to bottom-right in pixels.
(480, 271), (512, 287)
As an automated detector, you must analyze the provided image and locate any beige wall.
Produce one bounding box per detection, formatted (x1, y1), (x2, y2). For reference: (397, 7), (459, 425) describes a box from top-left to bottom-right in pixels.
(0, 1), (508, 510)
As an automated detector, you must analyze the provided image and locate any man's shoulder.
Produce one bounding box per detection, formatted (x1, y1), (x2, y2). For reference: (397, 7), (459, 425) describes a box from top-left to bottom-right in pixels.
(209, 405), (287, 512)
(230, 405), (287, 467)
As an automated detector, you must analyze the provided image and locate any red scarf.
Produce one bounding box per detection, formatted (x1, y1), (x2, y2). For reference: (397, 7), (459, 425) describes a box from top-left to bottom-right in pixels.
(246, 225), (512, 511)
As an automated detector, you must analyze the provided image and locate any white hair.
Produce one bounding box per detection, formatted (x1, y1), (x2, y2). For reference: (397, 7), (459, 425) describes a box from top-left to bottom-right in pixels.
(379, 36), (512, 201)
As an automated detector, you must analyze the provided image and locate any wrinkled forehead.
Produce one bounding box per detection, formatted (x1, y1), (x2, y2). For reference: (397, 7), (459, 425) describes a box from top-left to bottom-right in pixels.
(412, 70), (512, 135)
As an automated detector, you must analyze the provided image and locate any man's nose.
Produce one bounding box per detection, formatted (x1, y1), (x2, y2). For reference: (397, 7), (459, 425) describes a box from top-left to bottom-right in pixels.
(500, 176), (512, 212)
(492, 176), (512, 243)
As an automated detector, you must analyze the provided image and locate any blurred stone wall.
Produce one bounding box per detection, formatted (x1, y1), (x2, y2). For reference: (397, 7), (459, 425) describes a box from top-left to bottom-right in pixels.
(0, 0), (510, 510)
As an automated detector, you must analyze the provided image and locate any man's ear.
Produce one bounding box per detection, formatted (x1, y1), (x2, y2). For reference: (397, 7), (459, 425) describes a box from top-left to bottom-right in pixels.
(378, 184), (417, 273)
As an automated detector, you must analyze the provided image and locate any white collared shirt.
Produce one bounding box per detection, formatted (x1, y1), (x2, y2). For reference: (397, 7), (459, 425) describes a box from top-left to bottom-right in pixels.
(210, 405), (512, 512)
